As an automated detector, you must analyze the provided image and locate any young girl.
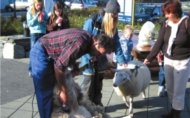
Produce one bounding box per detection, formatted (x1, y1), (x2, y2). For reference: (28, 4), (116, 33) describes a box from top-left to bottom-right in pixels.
(113, 25), (134, 64)
(27, 0), (48, 76)
(46, 3), (70, 32)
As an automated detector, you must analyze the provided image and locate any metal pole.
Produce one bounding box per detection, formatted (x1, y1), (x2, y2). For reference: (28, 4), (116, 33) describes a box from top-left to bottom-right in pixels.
(132, 0), (136, 27)
(13, 0), (16, 18)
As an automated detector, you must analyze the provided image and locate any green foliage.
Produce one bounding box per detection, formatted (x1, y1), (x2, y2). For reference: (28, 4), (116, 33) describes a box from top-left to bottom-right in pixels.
(1, 8), (161, 36)
(1, 15), (23, 36)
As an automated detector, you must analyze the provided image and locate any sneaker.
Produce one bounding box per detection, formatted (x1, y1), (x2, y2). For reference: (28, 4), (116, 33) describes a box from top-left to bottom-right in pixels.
(158, 86), (165, 97)
(28, 72), (32, 77)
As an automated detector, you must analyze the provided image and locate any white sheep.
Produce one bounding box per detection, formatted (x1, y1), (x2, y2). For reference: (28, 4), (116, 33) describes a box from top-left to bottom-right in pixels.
(112, 60), (151, 118)
(51, 65), (110, 118)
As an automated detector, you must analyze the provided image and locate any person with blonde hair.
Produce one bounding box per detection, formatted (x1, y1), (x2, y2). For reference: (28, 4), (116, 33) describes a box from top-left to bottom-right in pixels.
(113, 25), (134, 64)
(27, 0), (48, 76)
(28, 0), (54, 16)
(80, 0), (127, 106)
(46, 2), (70, 32)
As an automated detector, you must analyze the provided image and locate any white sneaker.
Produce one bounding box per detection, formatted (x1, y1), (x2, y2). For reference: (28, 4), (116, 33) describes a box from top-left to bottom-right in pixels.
(158, 86), (165, 97)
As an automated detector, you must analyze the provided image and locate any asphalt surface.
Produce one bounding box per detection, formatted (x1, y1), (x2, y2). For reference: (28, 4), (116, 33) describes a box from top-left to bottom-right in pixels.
(1, 58), (34, 105)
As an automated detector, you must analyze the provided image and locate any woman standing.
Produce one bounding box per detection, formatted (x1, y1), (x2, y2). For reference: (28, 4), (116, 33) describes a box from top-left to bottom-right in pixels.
(27, 0), (48, 76)
(144, 0), (190, 118)
(46, 2), (70, 32)
(81, 0), (127, 106)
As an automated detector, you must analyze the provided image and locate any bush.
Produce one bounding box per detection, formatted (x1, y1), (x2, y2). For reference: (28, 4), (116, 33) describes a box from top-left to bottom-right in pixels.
(0, 8), (160, 36)
(0, 15), (24, 36)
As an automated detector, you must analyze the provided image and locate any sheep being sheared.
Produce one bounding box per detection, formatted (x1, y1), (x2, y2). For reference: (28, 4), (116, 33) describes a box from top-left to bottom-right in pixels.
(51, 64), (110, 118)
(112, 60), (151, 118)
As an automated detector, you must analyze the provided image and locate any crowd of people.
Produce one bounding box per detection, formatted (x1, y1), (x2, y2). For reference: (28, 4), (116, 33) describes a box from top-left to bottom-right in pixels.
(26, 0), (190, 118)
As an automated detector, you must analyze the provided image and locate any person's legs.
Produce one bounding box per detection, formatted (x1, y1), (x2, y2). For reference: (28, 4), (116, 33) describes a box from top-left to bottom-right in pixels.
(93, 73), (104, 106)
(172, 58), (190, 110)
(28, 33), (45, 76)
(81, 74), (95, 101)
(164, 57), (174, 103)
(163, 57), (190, 118)
(162, 57), (175, 118)
(158, 65), (165, 96)
(30, 41), (55, 118)
(81, 54), (95, 101)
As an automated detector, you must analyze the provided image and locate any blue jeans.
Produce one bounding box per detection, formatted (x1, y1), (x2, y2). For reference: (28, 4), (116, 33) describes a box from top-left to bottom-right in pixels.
(28, 33), (44, 73)
(30, 41), (55, 118)
(159, 65), (165, 86)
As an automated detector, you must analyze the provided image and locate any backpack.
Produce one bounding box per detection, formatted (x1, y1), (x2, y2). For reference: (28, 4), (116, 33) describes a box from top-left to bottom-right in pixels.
(88, 13), (102, 34)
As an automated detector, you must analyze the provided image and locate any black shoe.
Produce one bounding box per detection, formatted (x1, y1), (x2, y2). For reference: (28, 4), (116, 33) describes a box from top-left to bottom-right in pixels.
(94, 101), (104, 107)
(161, 109), (174, 118)
(62, 104), (70, 113)
(173, 109), (181, 118)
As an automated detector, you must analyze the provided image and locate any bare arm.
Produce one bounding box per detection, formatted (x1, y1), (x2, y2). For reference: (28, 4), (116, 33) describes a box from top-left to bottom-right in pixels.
(54, 67), (68, 104)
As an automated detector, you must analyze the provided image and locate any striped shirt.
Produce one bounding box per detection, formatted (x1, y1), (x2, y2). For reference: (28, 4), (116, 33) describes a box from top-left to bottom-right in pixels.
(39, 28), (92, 69)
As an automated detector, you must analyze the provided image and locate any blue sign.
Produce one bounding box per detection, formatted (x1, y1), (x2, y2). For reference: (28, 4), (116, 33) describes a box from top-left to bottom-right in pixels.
(118, 0), (133, 24)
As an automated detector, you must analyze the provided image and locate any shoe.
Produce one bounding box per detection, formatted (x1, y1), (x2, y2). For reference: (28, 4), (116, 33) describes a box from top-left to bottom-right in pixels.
(161, 109), (174, 118)
(158, 86), (165, 97)
(94, 101), (104, 107)
(28, 72), (32, 77)
(62, 104), (70, 113)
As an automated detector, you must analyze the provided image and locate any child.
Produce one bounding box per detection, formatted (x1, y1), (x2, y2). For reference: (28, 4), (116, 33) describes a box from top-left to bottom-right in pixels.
(46, 2), (70, 32)
(157, 51), (165, 97)
(113, 25), (134, 65)
(27, 0), (48, 76)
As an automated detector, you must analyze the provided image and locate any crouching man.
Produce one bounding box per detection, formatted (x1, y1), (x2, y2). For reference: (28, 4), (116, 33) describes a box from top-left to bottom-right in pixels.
(30, 28), (113, 118)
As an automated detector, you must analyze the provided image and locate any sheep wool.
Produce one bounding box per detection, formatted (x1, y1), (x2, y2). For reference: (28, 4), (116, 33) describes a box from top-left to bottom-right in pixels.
(112, 60), (151, 118)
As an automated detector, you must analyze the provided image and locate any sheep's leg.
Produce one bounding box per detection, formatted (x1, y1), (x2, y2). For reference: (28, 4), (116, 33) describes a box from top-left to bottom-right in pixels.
(142, 90), (146, 99)
(122, 96), (129, 107)
(127, 97), (133, 118)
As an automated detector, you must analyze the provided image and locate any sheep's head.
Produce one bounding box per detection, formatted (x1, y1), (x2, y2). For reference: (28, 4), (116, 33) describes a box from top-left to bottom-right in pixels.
(111, 69), (131, 87)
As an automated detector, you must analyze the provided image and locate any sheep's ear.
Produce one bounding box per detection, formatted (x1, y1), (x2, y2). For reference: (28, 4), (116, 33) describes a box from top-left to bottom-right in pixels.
(125, 74), (131, 82)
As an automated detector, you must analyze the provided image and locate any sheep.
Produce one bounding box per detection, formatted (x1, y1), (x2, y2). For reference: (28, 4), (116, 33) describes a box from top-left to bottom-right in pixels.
(111, 60), (151, 118)
(51, 64), (110, 118)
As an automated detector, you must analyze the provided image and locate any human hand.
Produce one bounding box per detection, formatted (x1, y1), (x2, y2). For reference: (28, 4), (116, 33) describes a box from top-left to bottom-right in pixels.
(38, 17), (43, 23)
(90, 57), (97, 62)
(143, 59), (150, 65)
(59, 90), (68, 104)
(58, 17), (63, 22)
(38, 12), (44, 23)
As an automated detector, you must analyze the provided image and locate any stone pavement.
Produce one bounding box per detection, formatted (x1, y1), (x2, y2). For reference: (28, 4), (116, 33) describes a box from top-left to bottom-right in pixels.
(0, 58), (190, 118)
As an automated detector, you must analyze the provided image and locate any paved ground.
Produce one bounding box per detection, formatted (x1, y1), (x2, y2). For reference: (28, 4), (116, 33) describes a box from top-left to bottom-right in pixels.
(0, 58), (190, 118)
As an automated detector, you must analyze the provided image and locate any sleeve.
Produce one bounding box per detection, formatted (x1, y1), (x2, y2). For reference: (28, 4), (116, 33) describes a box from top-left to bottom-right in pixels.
(41, 11), (48, 26)
(146, 22), (165, 62)
(187, 18), (190, 38)
(81, 18), (95, 63)
(44, 0), (54, 16)
(46, 17), (57, 32)
(113, 30), (126, 64)
(83, 18), (94, 33)
(62, 14), (70, 29)
(27, 11), (38, 27)
(128, 40), (133, 53)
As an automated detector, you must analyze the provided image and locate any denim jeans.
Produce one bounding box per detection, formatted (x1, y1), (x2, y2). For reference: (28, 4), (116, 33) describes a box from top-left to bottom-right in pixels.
(28, 33), (44, 73)
(30, 41), (55, 118)
(158, 65), (165, 86)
